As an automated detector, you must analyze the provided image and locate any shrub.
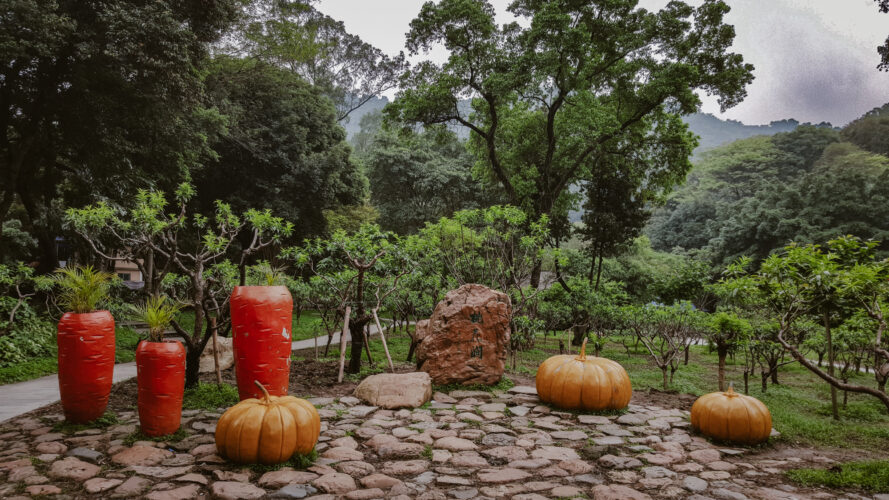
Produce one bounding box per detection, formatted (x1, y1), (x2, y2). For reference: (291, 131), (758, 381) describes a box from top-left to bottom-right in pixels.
(0, 298), (56, 368)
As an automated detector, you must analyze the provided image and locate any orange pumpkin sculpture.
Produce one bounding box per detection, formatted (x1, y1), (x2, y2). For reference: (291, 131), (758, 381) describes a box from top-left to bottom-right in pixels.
(215, 381), (320, 464)
(536, 339), (632, 411)
(690, 384), (772, 445)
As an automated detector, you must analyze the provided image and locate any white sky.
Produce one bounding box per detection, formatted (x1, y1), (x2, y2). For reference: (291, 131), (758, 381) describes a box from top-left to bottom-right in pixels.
(316, 0), (889, 126)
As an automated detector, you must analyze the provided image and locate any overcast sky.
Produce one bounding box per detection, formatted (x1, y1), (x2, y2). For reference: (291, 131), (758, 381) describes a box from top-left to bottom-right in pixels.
(316, 0), (889, 126)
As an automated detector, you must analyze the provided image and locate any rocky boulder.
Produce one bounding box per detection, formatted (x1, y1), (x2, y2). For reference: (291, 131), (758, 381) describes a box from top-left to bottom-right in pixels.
(416, 284), (511, 385)
(353, 372), (432, 409)
(199, 336), (233, 373)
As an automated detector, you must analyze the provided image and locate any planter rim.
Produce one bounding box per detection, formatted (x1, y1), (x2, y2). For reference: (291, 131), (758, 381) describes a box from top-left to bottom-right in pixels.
(61, 309), (112, 316)
(232, 285), (288, 289)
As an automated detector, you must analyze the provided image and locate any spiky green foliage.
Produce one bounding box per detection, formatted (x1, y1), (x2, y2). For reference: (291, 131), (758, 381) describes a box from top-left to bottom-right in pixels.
(53, 266), (114, 313)
(129, 295), (183, 342)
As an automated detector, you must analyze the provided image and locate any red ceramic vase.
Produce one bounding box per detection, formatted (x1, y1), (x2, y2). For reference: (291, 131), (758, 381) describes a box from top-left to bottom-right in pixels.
(231, 286), (293, 400)
(57, 311), (116, 423)
(136, 340), (186, 437)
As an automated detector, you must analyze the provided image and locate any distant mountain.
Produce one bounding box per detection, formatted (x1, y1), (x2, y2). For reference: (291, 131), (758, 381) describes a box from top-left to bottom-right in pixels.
(683, 113), (801, 154)
(340, 96), (389, 138)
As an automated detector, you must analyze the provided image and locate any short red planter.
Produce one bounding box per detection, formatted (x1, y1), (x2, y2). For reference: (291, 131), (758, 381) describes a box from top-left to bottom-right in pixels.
(57, 311), (116, 423)
(136, 340), (186, 437)
(231, 286), (292, 400)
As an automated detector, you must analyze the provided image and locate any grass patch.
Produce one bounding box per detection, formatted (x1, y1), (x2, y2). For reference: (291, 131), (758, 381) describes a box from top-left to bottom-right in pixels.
(0, 356), (57, 384)
(421, 445), (433, 459)
(787, 460), (889, 492)
(52, 411), (119, 435)
(123, 427), (190, 446)
(183, 382), (239, 410)
(246, 449), (318, 473)
(115, 326), (141, 363)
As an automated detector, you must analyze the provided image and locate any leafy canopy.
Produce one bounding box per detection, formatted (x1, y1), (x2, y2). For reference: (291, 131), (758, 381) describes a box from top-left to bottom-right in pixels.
(389, 0), (753, 238)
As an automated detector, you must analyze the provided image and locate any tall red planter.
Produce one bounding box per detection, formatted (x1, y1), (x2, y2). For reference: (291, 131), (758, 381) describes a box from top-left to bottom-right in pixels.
(57, 311), (116, 423)
(136, 341), (186, 437)
(231, 286), (292, 400)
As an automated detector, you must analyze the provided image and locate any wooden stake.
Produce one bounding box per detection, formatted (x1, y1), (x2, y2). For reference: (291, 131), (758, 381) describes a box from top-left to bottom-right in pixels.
(363, 323), (374, 364)
(373, 308), (395, 372)
(313, 326), (318, 360)
(209, 316), (222, 385)
(337, 306), (351, 383)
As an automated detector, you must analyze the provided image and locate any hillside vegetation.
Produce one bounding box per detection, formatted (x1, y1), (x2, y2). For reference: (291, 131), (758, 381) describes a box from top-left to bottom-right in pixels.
(647, 104), (889, 267)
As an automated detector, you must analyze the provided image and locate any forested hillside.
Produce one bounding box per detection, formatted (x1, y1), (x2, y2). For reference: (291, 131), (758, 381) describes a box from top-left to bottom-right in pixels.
(647, 104), (889, 266)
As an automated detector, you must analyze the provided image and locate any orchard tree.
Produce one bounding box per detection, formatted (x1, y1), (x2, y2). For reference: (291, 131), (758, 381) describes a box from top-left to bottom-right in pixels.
(705, 312), (751, 391)
(286, 225), (410, 377)
(389, 0), (754, 285)
(722, 237), (889, 413)
(66, 183), (292, 387)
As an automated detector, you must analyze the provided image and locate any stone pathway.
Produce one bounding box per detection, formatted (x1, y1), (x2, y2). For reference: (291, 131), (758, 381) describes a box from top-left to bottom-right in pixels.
(0, 385), (880, 499)
(0, 322), (394, 424)
(0, 363), (138, 424)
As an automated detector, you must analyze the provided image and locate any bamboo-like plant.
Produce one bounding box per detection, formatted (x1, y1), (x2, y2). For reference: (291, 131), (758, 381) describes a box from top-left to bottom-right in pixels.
(129, 296), (183, 343)
(53, 266), (114, 313)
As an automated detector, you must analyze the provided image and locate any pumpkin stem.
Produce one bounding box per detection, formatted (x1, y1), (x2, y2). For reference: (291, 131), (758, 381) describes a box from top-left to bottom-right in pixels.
(254, 380), (271, 403)
(726, 382), (738, 397)
(578, 338), (587, 360)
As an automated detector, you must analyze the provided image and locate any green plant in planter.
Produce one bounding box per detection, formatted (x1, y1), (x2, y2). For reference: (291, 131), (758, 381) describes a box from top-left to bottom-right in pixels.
(53, 265), (117, 423)
(247, 261), (287, 286)
(129, 296), (183, 342)
(53, 266), (115, 313)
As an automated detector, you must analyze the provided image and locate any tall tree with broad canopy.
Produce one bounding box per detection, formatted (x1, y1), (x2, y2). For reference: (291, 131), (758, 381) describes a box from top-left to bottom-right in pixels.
(388, 0), (754, 285)
(196, 56), (367, 242)
(0, 0), (240, 271)
(228, 0), (407, 122)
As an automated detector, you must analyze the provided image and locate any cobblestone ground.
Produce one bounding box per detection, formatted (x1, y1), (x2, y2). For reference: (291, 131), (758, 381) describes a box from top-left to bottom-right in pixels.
(0, 386), (884, 499)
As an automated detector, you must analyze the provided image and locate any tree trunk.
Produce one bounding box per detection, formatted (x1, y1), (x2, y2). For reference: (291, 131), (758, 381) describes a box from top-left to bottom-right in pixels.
(743, 371), (749, 394)
(684, 344), (690, 365)
(571, 326), (585, 346)
(825, 311), (839, 420)
(770, 367), (779, 385)
(717, 344), (728, 391)
(662, 368), (668, 391)
(761, 372), (769, 393)
(530, 259), (542, 289)
(184, 345), (203, 389)
(348, 318), (370, 374)
(595, 250), (604, 290)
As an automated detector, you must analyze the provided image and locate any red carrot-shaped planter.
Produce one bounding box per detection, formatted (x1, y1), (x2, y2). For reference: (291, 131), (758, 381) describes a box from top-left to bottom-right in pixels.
(231, 285), (293, 400)
(136, 340), (186, 436)
(57, 310), (116, 423)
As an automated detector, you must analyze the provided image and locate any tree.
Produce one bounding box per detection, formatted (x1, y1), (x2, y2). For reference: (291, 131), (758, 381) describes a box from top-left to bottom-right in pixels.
(196, 56), (367, 241)
(390, 0), (754, 285)
(878, 0), (889, 71)
(624, 303), (700, 390)
(578, 163), (652, 289)
(66, 184), (292, 387)
(287, 225), (409, 376)
(841, 103), (889, 157)
(364, 127), (493, 233)
(722, 237), (889, 413)
(0, 0), (240, 271)
(229, 0), (406, 122)
(706, 312), (751, 391)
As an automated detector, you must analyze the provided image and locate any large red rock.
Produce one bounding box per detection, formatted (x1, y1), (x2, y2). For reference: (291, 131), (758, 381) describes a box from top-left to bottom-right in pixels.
(416, 284), (511, 385)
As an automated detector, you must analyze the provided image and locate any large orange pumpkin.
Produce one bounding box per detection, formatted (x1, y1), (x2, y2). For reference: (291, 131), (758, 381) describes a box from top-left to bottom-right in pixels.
(690, 384), (772, 445)
(215, 381), (320, 464)
(536, 339), (632, 411)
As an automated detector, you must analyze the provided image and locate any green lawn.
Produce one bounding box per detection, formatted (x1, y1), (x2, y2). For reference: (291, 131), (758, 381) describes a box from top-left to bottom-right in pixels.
(0, 325), (143, 385)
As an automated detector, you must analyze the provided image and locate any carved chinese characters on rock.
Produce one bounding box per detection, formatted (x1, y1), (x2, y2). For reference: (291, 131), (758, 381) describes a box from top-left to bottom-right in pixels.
(416, 284), (511, 385)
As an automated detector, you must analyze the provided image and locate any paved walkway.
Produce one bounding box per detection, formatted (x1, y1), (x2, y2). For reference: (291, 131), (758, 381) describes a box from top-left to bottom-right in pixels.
(0, 321), (399, 423)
